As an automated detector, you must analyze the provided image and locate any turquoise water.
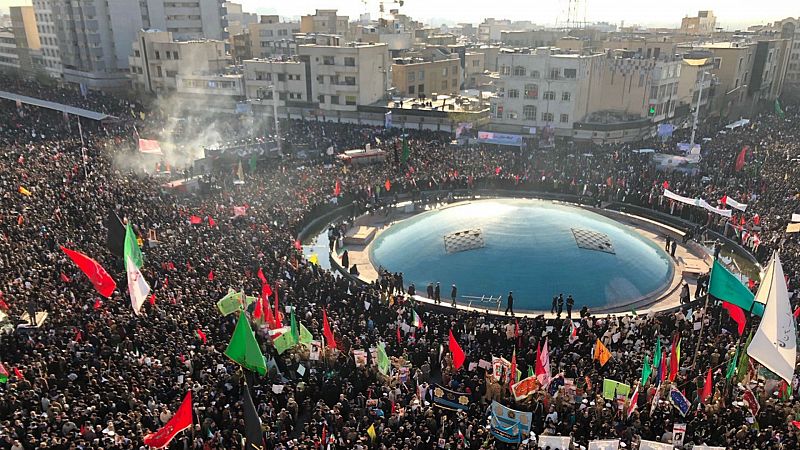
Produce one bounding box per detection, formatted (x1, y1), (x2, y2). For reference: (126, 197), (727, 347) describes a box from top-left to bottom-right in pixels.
(369, 199), (674, 312)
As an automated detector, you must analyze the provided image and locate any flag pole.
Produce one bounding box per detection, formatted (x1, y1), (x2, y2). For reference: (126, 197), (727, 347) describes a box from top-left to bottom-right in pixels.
(76, 116), (88, 178)
(690, 292), (711, 369)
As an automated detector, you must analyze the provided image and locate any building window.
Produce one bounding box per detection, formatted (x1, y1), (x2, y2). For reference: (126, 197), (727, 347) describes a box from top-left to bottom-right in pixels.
(532, 70), (540, 78)
(318, 95), (325, 103)
(452, 79), (458, 88)
(418, 84), (424, 93)
(508, 89), (519, 98)
(156, 66), (163, 77)
(496, 105), (503, 118)
(513, 66), (526, 76)
(650, 86), (658, 99)
(560, 113), (569, 123)
(345, 96), (356, 105)
(524, 84), (538, 99)
(472, 59), (480, 67)
(549, 68), (559, 79)
(317, 75), (324, 84)
(173, 51), (178, 60)
(523, 105), (537, 120)
(501, 65), (510, 75)
(542, 112), (553, 121)
(323, 56), (334, 65)
(561, 92), (571, 101)
(344, 76), (355, 85)
(418, 70), (424, 80)
(277, 73), (286, 81)
(408, 85), (415, 94)
(441, 80), (448, 89)
(442, 67), (448, 76)
(344, 57), (355, 66)
(543, 91), (555, 100)
(155, 51), (160, 59)
(330, 95), (339, 105)
(713, 57), (721, 69)
(134, 50), (140, 57)
(166, 52), (172, 60)
(563, 68), (577, 78)
(408, 71), (415, 82)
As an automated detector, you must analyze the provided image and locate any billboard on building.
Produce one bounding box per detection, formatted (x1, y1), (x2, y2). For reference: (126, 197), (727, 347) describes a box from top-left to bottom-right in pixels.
(477, 131), (523, 146)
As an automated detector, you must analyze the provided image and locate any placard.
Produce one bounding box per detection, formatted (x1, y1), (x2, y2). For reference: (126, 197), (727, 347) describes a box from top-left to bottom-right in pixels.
(673, 423), (686, 447)
(537, 435), (571, 450)
(638, 440), (673, 450)
(588, 439), (620, 450)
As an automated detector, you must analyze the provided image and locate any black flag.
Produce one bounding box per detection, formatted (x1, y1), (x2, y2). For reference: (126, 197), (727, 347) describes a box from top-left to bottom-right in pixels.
(242, 381), (264, 450)
(105, 210), (125, 259)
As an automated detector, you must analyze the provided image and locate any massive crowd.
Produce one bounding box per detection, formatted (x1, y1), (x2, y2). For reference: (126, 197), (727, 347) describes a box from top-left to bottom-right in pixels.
(0, 79), (799, 450)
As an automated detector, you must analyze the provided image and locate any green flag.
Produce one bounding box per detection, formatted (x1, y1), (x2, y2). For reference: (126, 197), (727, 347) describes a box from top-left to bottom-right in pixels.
(377, 343), (390, 375)
(736, 332), (753, 382)
(249, 153), (258, 173)
(708, 260), (764, 316)
(299, 322), (313, 345)
(0, 363), (8, 383)
(224, 312), (267, 375)
(400, 135), (410, 163)
(273, 329), (297, 354)
(775, 99), (785, 119)
(528, 365), (535, 378)
(216, 289), (244, 316)
(652, 338), (662, 372)
(602, 379), (630, 400)
(124, 224), (143, 269)
(641, 355), (652, 386)
(290, 308), (299, 342)
(726, 347), (739, 380)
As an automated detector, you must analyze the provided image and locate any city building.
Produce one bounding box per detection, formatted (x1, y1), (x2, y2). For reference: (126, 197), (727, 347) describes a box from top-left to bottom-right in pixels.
(9, 6), (41, 77)
(30, 0), (62, 78)
(140, 0), (227, 41)
(464, 52), (485, 89)
(478, 18), (512, 42)
(0, 28), (19, 72)
(391, 57), (462, 97)
(176, 72), (244, 98)
(242, 57), (308, 108)
(128, 30), (227, 94)
(247, 15), (300, 59)
(300, 9), (348, 36)
(772, 18), (800, 90)
(489, 47), (604, 137)
(601, 36), (679, 60)
(680, 11), (716, 35)
(33, 0), (227, 90)
(297, 42), (390, 112)
(500, 30), (560, 48)
(223, 2), (256, 37)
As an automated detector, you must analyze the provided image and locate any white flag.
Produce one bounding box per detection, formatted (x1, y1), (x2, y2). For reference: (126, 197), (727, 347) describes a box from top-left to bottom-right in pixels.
(747, 252), (797, 384)
(126, 255), (150, 315)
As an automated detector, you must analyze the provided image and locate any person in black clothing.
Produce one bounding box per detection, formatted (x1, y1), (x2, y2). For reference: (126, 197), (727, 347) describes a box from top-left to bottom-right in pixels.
(341, 250), (349, 270)
(566, 294), (574, 319)
(671, 240), (677, 257)
(434, 282), (441, 304)
(426, 282), (434, 299)
(551, 295), (558, 314)
(505, 291), (514, 316)
(580, 305), (589, 318)
(450, 284), (457, 307)
(408, 283), (416, 297)
(557, 294), (564, 317)
(665, 235), (672, 251)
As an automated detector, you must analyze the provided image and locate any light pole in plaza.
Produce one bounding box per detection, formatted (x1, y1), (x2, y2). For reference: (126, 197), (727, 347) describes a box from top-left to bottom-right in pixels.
(683, 57), (712, 148)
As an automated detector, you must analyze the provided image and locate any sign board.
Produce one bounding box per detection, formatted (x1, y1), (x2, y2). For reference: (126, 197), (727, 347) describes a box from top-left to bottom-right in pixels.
(477, 131), (523, 146)
(537, 435), (571, 450)
(588, 440), (620, 450)
(638, 440), (673, 450)
(673, 423), (686, 447)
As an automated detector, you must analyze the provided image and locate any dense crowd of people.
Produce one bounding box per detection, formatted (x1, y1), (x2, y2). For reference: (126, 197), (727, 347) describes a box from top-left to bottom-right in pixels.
(0, 78), (799, 450)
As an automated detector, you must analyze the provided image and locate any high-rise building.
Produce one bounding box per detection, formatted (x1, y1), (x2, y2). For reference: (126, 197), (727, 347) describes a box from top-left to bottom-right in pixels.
(31, 0), (62, 78)
(299, 9), (349, 36)
(680, 11), (717, 35)
(9, 6), (41, 76)
(34, 0), (227, 90)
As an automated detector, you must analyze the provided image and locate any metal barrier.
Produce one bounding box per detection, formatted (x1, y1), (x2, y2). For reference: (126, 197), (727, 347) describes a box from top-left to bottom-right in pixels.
(461, 295), (503, 311)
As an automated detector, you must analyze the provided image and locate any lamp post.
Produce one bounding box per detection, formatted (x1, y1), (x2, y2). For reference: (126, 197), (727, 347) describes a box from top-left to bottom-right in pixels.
(683, 57), (712, 148)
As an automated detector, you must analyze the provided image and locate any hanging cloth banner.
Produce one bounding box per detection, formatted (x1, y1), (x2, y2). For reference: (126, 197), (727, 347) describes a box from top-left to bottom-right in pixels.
(664, 189), (732, 218)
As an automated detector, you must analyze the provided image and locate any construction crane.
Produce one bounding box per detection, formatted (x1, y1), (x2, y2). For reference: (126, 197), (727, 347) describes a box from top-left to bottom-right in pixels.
(361, 0), (405, 22)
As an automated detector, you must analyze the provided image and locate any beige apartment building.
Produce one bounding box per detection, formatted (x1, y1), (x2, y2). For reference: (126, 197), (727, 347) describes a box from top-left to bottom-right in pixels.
(601, 36), (678, 60)
(392, 57), (461, 97)
(9, 6), (40, 76)
(680, 11), (716, 35)
(248, 15), (301, 59)
(242, 57), (308, 106)
(300, 9), (348, 35)
(464, 52), (485, 88)
(128, 30), (227, 94)
(297, 42), (390, 111)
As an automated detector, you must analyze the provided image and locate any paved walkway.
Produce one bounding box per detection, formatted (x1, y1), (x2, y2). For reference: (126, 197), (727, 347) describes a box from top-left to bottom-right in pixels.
(332, 199), (711, 317)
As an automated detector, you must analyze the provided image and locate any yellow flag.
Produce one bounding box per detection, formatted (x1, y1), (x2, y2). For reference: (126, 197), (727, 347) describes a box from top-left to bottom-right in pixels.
(366, 424), (376, 441)
(594, 339), (611, 366)
(309, 254), (319, 265)
(139, 112), (145, 120)
(18, 186), (31, 196)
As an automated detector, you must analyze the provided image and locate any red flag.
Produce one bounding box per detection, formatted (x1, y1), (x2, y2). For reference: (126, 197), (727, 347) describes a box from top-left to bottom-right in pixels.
(509, 348), (517, 391)
(261, 282), (273, 298)
(196, 328), (207, 344)
(719, 195), (727, 205)
(60, 247), (117, 298)
(143, 391), (193, 449)
(74, 329), (82, 343)
(263, 292), (275, 328)
(753, 214), (760, 225)
(735, 146), (748, 172)
(257, 268), (267, 285)
(748, 279), (755, 290)
(495, 166), (502, 175)
(148, 293), (156, 306)
(659, 349), (667, 384)
(322, 309), (336, 349)
(60, 272), (71, 283)
(13, 367), (23, 379)
(273, 288), (282, 328)
(294, 239), (302, 250)
(722, 301), (746, 335)
(662, 180), (670, 190)
(253, 297), (263, 320)
(93, 299), (103, 310)
(669, 337), (680, 382)
(208, 216), (216, 228)
(0, 298), (8, 311)
(334, 180), (341, 197)
(793, 420), (800, 430)
(397, 324), (402, 343)
(189, 215), (202, 224)
(701, 367), (713, 403)
(207, 270), (214, 281)
(514, 319), (521, 347)
(448, 329), (465, 370)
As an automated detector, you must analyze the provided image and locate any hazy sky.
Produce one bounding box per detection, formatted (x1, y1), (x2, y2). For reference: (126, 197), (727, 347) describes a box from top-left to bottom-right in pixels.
(0, 0), (796, 29)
